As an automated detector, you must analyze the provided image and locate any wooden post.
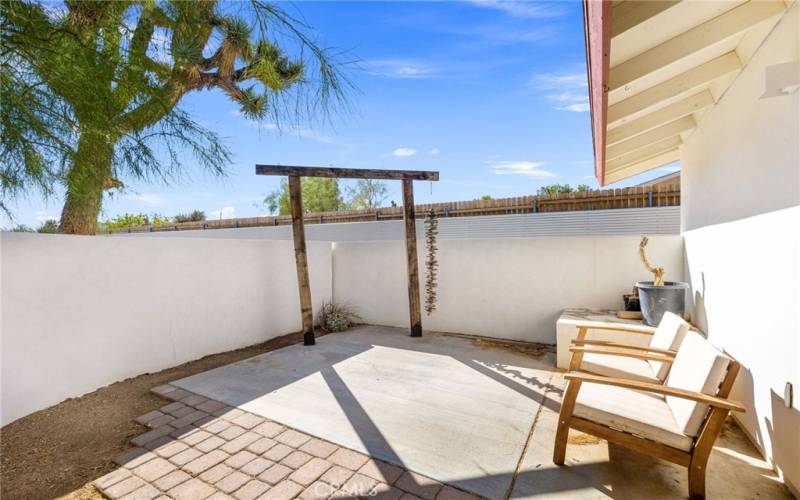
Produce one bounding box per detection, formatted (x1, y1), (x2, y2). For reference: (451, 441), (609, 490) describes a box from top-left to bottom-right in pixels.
(256, 165), (439, 342)
(288, 175), (315, 345)
(402, 179), (422, 337)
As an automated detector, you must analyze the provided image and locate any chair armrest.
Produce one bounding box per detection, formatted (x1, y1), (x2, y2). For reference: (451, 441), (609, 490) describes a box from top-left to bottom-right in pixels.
(573, 321), (657, 336)
(564, 372), (746, 412)
(569, 346), (674, 362)
(571, 339), (676, 356)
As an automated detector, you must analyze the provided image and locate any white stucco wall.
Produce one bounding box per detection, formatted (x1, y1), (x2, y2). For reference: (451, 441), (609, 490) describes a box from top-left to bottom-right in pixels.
(680, 4), (799, 493)
(0, 233), (332, 426)
(333, 235), (683, 343)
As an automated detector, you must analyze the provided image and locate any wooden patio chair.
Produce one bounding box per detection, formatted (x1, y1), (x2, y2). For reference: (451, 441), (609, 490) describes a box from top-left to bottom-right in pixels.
(569, 312), (691, 383)
(553, 332), (745, 499)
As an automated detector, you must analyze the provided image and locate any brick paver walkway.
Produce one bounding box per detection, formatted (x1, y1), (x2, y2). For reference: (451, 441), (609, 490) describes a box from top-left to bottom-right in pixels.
(93, 384), (482, 500)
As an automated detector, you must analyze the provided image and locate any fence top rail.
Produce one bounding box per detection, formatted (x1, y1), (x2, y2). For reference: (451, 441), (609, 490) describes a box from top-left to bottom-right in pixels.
(255, 165), (439, 181)
(104, 183), (679, 234)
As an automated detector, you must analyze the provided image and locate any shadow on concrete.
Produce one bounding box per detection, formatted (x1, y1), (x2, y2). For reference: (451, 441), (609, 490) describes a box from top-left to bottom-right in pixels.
(169, 326), (791, 499)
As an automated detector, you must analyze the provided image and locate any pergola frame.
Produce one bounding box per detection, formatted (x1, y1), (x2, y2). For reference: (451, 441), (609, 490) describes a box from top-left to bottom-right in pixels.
(256, 164), (440, 345)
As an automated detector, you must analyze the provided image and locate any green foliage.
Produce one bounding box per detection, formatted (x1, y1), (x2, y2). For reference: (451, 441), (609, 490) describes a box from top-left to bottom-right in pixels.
(2, 1), (349, 233)
(101, 213), (170, 230)
(537, 184), (573, 195)
(537, 184), (592, 195)
(174, 210), (206, 223)
(265, 178), (343, 215)
(345, 180), (388, 210)
(36, 219), (59, 233)
(151, 214), (171, 225)
(7, 224), (33, 232)
(480, 195), (492, 201)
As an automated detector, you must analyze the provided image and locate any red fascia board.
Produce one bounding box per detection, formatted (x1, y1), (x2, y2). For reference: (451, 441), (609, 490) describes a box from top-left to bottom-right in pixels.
(582, 0), (612, 186)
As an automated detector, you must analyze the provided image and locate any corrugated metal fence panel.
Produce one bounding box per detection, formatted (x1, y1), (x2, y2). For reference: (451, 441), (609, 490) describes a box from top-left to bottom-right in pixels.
(117, 207), (679, 240)
(434, 207), (680, 239)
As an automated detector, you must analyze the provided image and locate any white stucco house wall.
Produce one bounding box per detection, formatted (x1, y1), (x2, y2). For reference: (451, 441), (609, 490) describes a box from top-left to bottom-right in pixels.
(584, 1), (799, 494)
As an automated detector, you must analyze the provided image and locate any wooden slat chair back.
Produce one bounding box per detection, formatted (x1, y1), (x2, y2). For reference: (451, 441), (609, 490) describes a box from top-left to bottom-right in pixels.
(569, 312), (691, 383)
(554, 331), (745, 499)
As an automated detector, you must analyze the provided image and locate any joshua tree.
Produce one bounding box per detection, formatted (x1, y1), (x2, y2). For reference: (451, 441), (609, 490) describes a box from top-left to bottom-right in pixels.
(2, 1), (346, 233)
(639, 235), (665, 285)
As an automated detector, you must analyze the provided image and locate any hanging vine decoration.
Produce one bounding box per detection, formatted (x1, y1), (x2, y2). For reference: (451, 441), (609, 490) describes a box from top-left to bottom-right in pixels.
(424, 209), (439, 315)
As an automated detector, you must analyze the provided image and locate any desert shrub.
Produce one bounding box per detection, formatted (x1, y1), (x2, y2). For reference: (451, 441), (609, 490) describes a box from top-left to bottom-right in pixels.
(101, 213), (170, 230)
(317, 301), (360, 333)
(37, 219), (58, 233)
(174, 210), (206, 223)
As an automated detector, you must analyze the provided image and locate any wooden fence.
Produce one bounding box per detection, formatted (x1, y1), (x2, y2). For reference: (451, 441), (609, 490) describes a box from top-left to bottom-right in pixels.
(108, 183), (679, 234)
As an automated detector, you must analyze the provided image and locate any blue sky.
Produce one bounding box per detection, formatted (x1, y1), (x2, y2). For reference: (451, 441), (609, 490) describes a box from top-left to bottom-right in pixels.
(5, 0), (678, 228)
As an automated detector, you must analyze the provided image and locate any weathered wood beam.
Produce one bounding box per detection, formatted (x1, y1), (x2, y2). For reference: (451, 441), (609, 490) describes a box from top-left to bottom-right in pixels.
(583, 0), (612, 185)
(288, 175), (315, 346)
(609, 0), (785, 91)
(607, 51), (741, 125)
(402, 179), (422, 338)
(256, 165), (439, 181)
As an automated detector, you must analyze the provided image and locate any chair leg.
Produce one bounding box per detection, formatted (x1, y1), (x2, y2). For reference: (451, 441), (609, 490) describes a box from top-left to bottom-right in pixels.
(687, 456), (707, 499)
(687, 408), (728, 499)
(552, 379), (581, 465)
(553, 416), (570, 465)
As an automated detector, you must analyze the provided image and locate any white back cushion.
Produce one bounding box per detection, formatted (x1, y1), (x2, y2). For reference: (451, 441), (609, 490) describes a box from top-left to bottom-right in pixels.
(665, 332), (731, 436)
(649, 312), (691, 380)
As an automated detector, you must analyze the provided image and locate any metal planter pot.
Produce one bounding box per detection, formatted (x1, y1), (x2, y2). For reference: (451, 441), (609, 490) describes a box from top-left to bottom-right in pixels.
(636, 281), (689, 326)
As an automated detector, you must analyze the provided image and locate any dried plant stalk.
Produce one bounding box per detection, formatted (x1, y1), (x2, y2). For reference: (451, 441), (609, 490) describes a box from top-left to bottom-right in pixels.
(424, 209), (439, 315)
(317, 301), (360, 333)
(639, 235), (665, 285)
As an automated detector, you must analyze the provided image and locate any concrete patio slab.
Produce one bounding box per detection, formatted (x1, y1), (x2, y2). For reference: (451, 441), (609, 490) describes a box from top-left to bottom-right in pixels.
(172, 326), (556, 499)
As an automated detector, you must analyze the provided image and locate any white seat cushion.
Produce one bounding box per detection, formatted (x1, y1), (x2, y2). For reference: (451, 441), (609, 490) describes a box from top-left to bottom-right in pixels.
(580, 353), (660, 383)
(665, 332), (732, 437)
(648, 312), (691, 379)
(573, 382), (693, 451)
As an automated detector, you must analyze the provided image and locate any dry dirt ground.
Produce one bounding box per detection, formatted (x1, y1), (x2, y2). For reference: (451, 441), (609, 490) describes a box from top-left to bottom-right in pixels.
(1, 330), (322, 500)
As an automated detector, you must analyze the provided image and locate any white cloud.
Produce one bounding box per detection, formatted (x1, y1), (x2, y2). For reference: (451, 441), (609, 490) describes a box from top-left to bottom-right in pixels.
(428, 148), (441, 155)
(208, 206), (235, 220)
(466, 0), (564, 18)
(34, 211), (57, 223)
(490, 160), (556, 178)
(391, 148), (418, 157)
(556, 101), (590, 112)
(363, 59), (437, 79)
(532, 72), (590, 113)
(123, 193), (166, 206)
(534, 73), (586, 88)
(239, 118), (337, 145)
